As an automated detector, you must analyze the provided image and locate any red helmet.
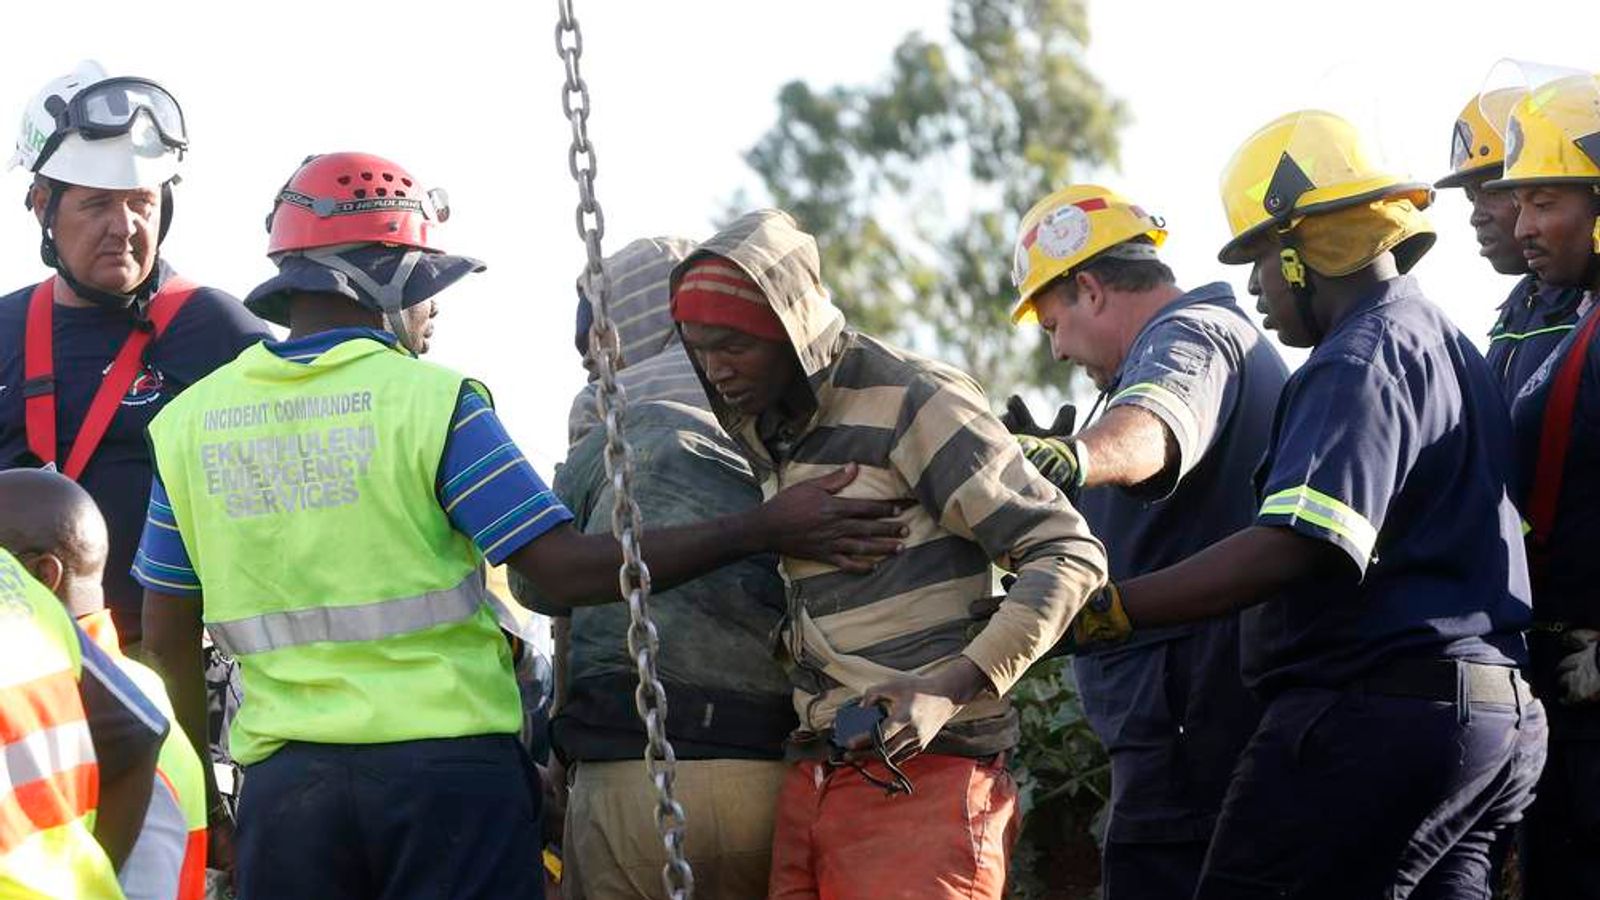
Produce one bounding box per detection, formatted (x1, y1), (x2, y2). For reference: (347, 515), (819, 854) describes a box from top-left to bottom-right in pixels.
(265, 152), (451, 256)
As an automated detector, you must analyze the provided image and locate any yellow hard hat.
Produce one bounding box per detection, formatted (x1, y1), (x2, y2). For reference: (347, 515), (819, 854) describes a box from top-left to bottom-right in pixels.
(1010, 184), (1166, 325)
(1436, 88), (1525, 189)
(1217, 110), (1434, 265)
(1486, 72), (1600, 189)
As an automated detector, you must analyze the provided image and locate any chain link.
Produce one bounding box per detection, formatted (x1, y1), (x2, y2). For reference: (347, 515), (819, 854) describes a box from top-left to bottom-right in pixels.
(555, 3), (694, 897)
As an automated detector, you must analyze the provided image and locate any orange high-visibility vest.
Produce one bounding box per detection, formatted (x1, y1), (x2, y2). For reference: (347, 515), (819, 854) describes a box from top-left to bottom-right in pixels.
(0, 548), (122, 898)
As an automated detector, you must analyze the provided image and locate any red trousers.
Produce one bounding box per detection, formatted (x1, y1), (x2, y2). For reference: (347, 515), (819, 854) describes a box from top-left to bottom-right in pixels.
(767, 754), (1019, 900)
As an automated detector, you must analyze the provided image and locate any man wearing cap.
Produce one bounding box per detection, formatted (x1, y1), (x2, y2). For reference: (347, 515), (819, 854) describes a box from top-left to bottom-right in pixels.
(671, 209), (1108, 900)
(1060, 110), (1547, 896)
(1003, 185), (1286, 899)
(514, 237), (798, 900)
(1490, 70), (1600, 898)
(1436, 88), (1583, 398)
(0, 61), (268, 651)
(136, 156), (909, 899)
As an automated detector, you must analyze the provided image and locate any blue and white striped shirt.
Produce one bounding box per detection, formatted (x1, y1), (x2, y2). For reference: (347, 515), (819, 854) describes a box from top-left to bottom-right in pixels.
(132, 328), (571, 595)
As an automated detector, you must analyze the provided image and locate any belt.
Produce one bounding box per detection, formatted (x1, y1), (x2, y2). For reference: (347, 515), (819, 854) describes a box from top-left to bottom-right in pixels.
(1352, 658), (1523, 705)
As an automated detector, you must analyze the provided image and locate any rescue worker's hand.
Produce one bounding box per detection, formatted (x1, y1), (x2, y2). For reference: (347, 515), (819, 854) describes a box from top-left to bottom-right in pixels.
(1050, 583), (1133, 658)
(756, 463), (910, 572)
(1017, 434), (1086, 498)
(1555, 629), (1600, 705)
(207, 803), (236, 885)
(850, 658), (994, 762)
(1001, 395), (1077, 438)
(540, 759), (569, 842)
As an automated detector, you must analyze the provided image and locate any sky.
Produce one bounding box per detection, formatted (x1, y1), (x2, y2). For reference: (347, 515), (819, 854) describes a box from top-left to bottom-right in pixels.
(2, 0), (1598, 476)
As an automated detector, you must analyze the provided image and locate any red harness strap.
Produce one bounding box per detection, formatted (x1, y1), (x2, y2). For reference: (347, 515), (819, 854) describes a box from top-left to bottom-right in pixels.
(1527, 306), (1600, 574)
(23, 277), (199, 480)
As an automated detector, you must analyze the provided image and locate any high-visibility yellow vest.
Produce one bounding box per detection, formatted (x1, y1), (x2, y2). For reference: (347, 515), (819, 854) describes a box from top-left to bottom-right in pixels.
(147, 337), (521, 766)
(80, 610), (208, 900)
(0, 549), (124, 899)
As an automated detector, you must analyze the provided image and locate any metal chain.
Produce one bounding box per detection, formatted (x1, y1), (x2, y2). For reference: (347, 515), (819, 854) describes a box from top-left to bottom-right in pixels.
(555, 3), (694, 898)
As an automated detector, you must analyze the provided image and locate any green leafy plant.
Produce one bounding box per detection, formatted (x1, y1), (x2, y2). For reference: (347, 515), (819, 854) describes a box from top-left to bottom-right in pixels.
(740, 0), (1125, 401)
(1007, 657), (1110, 899)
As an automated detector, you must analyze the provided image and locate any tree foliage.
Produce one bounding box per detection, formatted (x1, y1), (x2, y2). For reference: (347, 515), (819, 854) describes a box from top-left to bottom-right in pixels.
(743, 0), (1127, 398)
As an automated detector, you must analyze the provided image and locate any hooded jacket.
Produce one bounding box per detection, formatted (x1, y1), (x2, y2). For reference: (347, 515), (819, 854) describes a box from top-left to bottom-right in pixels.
(518, 237), (797, 760)
(675, 210), (1108, 756)
(568, 237), (707, 444)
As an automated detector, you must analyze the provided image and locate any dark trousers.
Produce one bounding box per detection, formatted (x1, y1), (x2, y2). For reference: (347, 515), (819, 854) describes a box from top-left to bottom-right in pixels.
(1103, 839), (1209, 900)
(1195, 679), (1547, 899)
(235, 734), (543, 900)
(1077, 620), (1259, 899)
(1522, 709), (1600, 899)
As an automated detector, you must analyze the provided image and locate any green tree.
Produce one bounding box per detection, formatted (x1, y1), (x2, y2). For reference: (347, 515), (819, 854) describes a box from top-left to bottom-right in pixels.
(743, 0), (1127, 400)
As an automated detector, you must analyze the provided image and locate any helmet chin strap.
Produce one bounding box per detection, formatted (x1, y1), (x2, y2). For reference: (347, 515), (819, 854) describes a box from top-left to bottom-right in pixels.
(307, 248), (425, 353)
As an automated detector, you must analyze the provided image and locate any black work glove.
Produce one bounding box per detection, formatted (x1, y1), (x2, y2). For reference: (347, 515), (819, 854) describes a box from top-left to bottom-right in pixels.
(1002, 395), (1086, 498)
(1001, 394), (1077, 438)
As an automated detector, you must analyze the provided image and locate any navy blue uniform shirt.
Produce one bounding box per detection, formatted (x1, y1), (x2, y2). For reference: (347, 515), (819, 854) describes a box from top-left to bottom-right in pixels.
(1510, 292), (1600, 627)
(1487, 274), (1582, 402)
(1072, 282), (1286, 844)
(0, 263), (269, 642)
(1078, 282), (1288, 605)
(1246, 276), (1531, 693)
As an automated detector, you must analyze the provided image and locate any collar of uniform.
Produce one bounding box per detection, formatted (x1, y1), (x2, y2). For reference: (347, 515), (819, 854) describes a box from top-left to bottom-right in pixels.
(266, 327), (399, 364)
(1533, 279), (1586, 325)
(1325, 275), (1419, 341)
(1489, 275), (1539, 335)
(1106, 281), (1237, 390)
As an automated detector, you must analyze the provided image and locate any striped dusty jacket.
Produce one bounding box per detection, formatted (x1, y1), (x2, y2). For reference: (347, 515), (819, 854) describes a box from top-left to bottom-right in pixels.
(673, 210), (1108, 757)
(568, 236), (707, 445)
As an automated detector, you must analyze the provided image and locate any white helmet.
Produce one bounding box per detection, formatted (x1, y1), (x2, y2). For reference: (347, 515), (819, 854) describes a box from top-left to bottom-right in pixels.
(11, 60), (186, 190)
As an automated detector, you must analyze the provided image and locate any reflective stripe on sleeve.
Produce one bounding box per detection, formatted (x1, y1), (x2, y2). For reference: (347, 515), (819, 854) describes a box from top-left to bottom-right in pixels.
(208, 569), (491, 656)
(1109, 381), (1199, 449)
(1259, 484), (1379, 561)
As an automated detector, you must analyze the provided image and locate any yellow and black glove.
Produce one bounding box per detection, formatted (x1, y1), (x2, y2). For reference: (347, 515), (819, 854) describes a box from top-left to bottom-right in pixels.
(1071, 583), (1132, 646)
(968, 582), (1132, 659)
(1049, 583), (1132, 658)
(1003, 394), (1086, 499)
(1017, 433), (1087, 498)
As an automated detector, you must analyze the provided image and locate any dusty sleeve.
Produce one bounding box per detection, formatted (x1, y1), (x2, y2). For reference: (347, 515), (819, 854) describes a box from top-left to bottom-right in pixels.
(888, 371), (1108, 695)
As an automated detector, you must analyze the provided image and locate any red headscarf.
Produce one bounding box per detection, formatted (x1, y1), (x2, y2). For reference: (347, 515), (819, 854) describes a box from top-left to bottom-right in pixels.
(670, 256), (788, 342)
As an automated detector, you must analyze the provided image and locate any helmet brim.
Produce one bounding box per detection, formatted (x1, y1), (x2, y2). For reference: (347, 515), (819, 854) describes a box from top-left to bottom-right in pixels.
(246, 246), (486, 326)
(1434, 161), (1505, 190)
(1483, 174), (1600, 191)
(1217, 182), (1435, 265)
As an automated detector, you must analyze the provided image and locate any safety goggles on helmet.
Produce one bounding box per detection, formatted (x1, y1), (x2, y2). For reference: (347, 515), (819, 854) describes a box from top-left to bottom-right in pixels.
(33, 77), (187, 173)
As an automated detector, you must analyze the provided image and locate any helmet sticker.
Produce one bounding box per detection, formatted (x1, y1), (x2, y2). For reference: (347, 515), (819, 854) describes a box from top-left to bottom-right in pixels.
(1505, 117), (1524, 171)
(1450, 119), (1473, 170)
(1011, 237), (1030, 288)
(1036, 205), (1092, 260)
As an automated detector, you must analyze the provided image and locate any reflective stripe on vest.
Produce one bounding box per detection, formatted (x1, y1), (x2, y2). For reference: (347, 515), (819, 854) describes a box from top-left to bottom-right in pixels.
(120, 773), (189, 900)
(112, 651), (208, 900)
(147, 340), (522, 764)
(209, 568), (491, 656)
(0, 723), (95, 798)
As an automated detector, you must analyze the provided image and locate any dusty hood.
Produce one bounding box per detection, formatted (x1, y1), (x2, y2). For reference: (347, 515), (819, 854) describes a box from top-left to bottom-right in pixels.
(578, 236), (698, 373)
(569, 236), (702, 445)
(670, 209), (847, 441)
